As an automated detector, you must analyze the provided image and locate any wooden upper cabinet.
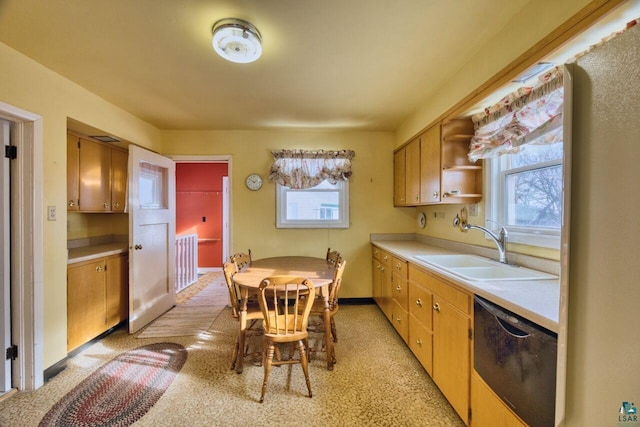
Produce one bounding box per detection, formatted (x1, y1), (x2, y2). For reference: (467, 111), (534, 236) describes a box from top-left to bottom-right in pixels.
(110, 148), (128, 212)
(79, 137), (111, 211)
(67, 133), (128, 212)
(420, 125), (441, 204)
(405, 138), (421, 205)
(393, 117), (482, 206)
(67, 134), (80, 211)
(393, 148), (406, 206)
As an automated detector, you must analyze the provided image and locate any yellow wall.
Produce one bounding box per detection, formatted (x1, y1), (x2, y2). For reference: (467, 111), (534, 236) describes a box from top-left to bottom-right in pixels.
(67, 213), (128, 241)
(1, 41), (162, 368)
(161, 130), (415, 298)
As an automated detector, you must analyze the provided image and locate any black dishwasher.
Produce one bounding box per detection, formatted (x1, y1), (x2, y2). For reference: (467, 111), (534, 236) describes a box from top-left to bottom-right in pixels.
(474, 296), (557, 427)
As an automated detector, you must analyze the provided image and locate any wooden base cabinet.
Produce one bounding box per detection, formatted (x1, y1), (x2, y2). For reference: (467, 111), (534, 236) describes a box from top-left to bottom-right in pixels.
(390, 256), (409, 343)
(67, 253), (128, 351)
(409, 265), (472, 425)
(471, 372), (527, 427)
(372, 246), (392, 320)
(408, 275), (434, 376)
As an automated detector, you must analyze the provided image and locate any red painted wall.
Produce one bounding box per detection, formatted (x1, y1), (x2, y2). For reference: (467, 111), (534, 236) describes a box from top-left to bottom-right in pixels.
(176, 163), (228, 268)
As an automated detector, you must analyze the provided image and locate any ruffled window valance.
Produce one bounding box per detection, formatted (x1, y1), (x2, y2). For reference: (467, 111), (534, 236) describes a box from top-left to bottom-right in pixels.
(269, 149), (355, 189)
(468, 66), (564, 162)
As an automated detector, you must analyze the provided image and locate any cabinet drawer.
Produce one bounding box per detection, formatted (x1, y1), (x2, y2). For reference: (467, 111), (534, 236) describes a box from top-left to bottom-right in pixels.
(371, 245), (391, 267)
(391, 256), (408, 278)
(409, 265), (471, 315)
(409, 314), (433, 376)
(390, 300), (409, 343)
(408, 281), (432, 330)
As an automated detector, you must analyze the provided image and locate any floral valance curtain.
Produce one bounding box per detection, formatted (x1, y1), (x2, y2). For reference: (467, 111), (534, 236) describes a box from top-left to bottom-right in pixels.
(269, 149), (355, 189)
(468, 66), (564, 162)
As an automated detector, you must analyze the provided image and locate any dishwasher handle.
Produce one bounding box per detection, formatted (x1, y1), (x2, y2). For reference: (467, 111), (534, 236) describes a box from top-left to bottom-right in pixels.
(475, 296), (557, 343)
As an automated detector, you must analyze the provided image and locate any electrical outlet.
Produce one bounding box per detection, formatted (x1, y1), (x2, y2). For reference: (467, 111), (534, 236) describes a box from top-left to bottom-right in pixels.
(468, 203), (479, 216)
(47, 206), (56, 221)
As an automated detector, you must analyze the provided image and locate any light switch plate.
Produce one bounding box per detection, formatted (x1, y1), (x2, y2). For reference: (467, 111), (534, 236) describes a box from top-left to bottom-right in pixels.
(468, 203), (479, 216)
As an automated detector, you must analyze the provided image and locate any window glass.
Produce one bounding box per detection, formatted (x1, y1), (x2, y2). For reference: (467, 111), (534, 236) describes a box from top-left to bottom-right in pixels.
(276, 180), (349, 228)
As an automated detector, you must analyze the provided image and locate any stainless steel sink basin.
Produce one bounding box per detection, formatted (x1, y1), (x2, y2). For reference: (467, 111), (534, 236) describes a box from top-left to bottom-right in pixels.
(413, 254), (558, 281)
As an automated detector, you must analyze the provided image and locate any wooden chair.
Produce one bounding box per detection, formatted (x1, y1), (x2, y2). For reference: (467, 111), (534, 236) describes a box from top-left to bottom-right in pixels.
(325, 248), (342, 267)
(231, 250), (252, 271)
(223, 261), (263, 373)
(307, 259), (346, 366)
(257, 276), (315, 403)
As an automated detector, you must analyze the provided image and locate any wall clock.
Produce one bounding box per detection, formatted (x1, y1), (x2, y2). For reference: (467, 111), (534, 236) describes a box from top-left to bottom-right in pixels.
(245, 174), (263, 191)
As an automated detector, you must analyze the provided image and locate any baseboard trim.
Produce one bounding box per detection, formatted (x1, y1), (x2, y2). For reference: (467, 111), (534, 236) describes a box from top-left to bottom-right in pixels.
(340, 297), (375, 305)
(44, 321), (127, 383)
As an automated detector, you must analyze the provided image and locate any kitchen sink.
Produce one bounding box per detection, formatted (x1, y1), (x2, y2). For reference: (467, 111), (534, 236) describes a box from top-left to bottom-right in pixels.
(413, 254), (558, 281)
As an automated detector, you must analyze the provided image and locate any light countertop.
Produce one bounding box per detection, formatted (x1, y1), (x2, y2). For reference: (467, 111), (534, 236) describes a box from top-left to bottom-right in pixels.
(371, 239), (560, 333)
(68, 243), (129, 265)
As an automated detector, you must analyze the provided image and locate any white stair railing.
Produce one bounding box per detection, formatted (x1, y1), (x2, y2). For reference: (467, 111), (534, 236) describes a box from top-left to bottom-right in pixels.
(175, 233), (198, 292)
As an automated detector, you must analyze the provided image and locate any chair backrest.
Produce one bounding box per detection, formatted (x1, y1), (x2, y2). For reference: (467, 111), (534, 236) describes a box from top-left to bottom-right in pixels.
(328, 259), (346, 310)
(326, 248), (342, 267)
(231, 250), (252, 270)
(222, 261), (240, 318)
(258, 276), (315, 337)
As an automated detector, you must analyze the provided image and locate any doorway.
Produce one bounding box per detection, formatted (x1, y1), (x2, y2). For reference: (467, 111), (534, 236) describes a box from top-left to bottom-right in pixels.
(0, 101), (44, 392)
(175, 162), (229, 272)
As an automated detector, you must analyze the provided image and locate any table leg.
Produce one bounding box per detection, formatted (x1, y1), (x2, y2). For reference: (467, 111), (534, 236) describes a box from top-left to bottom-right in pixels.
(237, 287), (249, 374)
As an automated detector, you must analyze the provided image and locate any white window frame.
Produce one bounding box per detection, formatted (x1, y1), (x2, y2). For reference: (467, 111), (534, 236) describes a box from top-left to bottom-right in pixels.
(276, 180), (350, 228)
(485, 153), (561, 249)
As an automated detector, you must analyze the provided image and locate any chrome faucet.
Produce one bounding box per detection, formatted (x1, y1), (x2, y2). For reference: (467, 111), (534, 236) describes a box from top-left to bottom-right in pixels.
(453, 215), (509, 264)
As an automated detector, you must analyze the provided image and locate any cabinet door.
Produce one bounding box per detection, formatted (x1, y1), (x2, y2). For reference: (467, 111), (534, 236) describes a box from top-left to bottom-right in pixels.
(405, 138), (421, 205)
(67, 134), (80, 211)
(409, 314), (433, 376)
(393, 149), (406, 206)
(110, 148), (128, 212)
(372, 258), (383, 307)
(381, 262), (392, 321)
(105, 254), (128, 328)
(391, 257), (409, 311)
(390, 299), (409, 343)
(433, 294), (470, 424)
(79, 138), (111, 211)
(67, 260), (107, 351)
(420, 125), (441, 204)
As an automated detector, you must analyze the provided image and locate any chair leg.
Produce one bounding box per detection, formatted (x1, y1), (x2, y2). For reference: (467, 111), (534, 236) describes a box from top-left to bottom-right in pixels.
(260, 341), (275, 403)
(230, 333), (240, 371)
(297, 340), (312, 398)
(330, 317), (338, 342)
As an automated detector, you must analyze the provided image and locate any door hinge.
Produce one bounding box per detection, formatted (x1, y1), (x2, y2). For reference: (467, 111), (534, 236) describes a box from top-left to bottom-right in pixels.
(5, 145), (17, 160)
(469, 328), (473, 340)
(468, 407), (472, 421)
(6, 345), (18, 360)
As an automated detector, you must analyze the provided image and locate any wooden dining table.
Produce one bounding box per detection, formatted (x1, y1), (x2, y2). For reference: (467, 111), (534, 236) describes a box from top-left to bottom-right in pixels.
(232, 256), (337, 373)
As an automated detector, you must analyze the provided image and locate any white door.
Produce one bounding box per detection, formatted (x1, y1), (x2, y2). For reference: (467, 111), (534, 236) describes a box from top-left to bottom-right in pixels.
(1, 119), (12, 392)
(128, 145), (176, 333)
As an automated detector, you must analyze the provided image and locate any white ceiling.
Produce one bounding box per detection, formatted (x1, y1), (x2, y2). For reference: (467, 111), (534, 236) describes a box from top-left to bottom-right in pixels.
(0, 0), (540, 131)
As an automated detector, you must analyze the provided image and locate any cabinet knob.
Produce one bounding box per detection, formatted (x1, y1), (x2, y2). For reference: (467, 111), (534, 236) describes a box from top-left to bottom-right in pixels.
(395, 263), (401, 270)
(396, 316), (401, 322)
(395, 286), (401, 292)
(416, 339), (423, 346)
(433, 302), (441, 312)
(415, 195), (419, 201)
(103, 202), (110, 209)
(68, 200), (76, 207)
(113, 202), (120, 209)
(433, 192), (439, 199)
(383, 255), (388, 261)
(416, 298), (422, 307)
(134, 244), (143, 250)
(95, 266), (103, 272)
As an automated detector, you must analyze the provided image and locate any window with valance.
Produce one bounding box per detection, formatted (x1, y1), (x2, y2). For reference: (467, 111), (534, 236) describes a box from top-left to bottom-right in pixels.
(269, 149), (355, 189)
(269, 149), (355, 228)
(469, 67), (564, 162)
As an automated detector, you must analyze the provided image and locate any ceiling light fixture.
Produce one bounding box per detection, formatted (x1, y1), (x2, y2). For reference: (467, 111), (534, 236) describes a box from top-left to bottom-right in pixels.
(212, 18), (262, 64)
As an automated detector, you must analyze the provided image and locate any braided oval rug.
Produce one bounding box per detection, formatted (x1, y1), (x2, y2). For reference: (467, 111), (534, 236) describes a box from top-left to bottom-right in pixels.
(39, 342), (187, 427)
